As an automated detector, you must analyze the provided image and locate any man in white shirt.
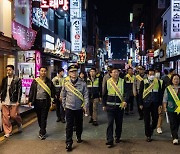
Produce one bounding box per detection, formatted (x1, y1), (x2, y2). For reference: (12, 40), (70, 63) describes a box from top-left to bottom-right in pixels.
(0, 65), (22, 138)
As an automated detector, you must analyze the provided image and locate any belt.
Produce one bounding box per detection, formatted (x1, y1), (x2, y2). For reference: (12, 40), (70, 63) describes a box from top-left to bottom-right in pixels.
(35, 99), (47, 102)
(106, 102), (121, 106)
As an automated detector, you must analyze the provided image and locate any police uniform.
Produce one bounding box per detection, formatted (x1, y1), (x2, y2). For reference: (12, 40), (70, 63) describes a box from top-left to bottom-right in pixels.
(139, 77), (162, 141)
(133, 66), (146, 120)
(102, 77), (126, 145)
(124, 73), (135, 114)
(52, 73), (65, 122)
(87, 69), (102, 126)
(60, 65), (89, 151)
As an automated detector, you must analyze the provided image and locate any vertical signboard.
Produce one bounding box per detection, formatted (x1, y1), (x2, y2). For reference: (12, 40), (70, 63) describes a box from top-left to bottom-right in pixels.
(14, 0), (31, 28)
(171, 0), (180, 39)
(71, 18), (82, 52)
(70, 0), (82, 52)
(162, 8), (171, 44)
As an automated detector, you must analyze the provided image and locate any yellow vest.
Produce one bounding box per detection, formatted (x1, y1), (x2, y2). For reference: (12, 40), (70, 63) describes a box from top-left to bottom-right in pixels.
(107, 78), (124, 97)
(87, 78), (99, 88)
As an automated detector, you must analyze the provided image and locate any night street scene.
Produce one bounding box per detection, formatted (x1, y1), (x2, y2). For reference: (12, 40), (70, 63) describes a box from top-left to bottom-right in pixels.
(0, 0), (180, 153)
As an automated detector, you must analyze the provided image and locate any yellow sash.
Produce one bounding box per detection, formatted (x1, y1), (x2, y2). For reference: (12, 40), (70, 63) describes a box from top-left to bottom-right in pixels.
(109, 78), (124, 108)
(35, 77), (51, 97)
(65, 81), (85, 107)
(143, 78), (158, 99)
(167, 85), (180, 114)
(168, 74), (171, 79)
(126, 74), (134, 83)
(136, 75), (143, 82)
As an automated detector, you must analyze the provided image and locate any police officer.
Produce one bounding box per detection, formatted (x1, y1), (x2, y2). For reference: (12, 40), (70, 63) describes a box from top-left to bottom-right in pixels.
(52, 68), (65, 123)
(133, 66), (146, 120)
(124, 67), (135, 114)
(139, 69), (162, 142)
(60, 65), (89, 151)
(87, 67), (102, 126)
(102, 67), (127, 147)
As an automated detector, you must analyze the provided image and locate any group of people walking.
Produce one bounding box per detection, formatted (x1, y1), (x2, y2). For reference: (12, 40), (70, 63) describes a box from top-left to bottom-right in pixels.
(0, 64), (180, 152)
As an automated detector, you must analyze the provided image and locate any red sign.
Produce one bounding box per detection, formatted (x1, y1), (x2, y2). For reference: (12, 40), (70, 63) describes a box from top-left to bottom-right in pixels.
(12, 21), (37, 50)
(41, 0), (69, 11)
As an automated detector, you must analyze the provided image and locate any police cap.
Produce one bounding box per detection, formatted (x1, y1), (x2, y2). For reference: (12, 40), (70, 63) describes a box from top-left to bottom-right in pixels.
(68, 65), (79, 72)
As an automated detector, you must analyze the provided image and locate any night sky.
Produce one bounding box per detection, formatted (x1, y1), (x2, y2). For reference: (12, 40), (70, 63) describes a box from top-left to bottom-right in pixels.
(94, 0), (146, 59)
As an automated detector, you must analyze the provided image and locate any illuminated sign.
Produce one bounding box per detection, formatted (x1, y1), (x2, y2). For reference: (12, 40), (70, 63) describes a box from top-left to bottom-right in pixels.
(40, 0), (69, 10)
(171, 0), (180, 38)
(12, 21), (37, 50)
(71, 18), (82, 52)
(35, 51), (41, 77)
(32, 8), (49, 29)
(77, 48), (86, 64)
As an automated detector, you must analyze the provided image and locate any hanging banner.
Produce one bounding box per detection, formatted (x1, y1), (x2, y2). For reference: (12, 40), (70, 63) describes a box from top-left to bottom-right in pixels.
(12, 21), (37, 50)
(14, 0), (31, 28)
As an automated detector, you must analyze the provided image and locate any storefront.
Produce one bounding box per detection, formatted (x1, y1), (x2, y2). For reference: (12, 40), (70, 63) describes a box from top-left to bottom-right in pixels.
(166, 39), (180, 73)
(0, 35), (16, 86)
(40, 27), (70, 78)
(17, 50), (41, 103)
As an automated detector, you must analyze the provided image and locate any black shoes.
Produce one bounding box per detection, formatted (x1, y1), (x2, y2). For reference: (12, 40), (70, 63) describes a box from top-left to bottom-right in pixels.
(146, 137), (152, 142)
(138, 117), (143, 120)
(66, 143), (72, 151)
(77, 138), (83, 143)
(115, 138), (121, 143)
(106, 141), (114, 148)
(61, 119), (66, 123)
(56, 117), (61, 122)
(89, 118), (93, 123)
(92, 121), (98, 126)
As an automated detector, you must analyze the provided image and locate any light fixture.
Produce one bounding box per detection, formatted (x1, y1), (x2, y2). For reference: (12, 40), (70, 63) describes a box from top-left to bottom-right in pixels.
(154, 38), (158, 42)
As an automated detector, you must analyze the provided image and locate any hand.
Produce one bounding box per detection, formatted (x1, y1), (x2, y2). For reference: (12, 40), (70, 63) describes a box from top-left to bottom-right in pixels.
(140, 105), (143, 110)
(122, 102), (127, 108)
(164, 107), (167, 112)
(28, 102), (32, 107)
(16, 102), (20, 106)
(103, 106), (106, 111)
(99, 98), (102, 102)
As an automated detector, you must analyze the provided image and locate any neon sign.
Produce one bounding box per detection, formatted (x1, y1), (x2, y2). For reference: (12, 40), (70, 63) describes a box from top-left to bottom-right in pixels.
(40, 0), (69, 11)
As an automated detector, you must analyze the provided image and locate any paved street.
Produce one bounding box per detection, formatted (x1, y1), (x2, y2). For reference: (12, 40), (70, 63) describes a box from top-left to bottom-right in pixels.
(0, 104), (180, 154)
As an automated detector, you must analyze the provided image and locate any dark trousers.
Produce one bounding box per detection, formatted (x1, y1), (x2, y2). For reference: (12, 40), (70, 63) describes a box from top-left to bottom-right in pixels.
(143, 103), (159, 137)
(34, 99), (50, 135)
(126, 96), (134, 113)
(66, 108), (83, 144)
(106, 107), (124, 142)
(168, 112), (180, 139)
(136, 94), (143, 118)
(56, 98), (65, 120)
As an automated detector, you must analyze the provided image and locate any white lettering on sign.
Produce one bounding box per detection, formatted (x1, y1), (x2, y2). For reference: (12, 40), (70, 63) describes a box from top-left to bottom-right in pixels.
(171, 0), (180, 38)
(40, 0), (69, 10)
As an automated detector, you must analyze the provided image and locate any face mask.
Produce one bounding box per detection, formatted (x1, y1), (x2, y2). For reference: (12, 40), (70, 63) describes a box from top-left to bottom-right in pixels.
(148, 75), (155, 80)
(155, 73), (160, 78)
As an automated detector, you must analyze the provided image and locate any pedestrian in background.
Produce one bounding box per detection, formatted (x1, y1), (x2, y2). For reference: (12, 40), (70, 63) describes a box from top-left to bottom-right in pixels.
(155, 69), (165, 134)
(124, 67), (135, 115)
(79, 71), (87, 82)
(29, 66), (55, 140)
(133, 66), (146, 120)
(0, 65), (22, 138)
(87, 67), (102, 126)
(52, 68), (65, 123)
(163, 74), (180, 145)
